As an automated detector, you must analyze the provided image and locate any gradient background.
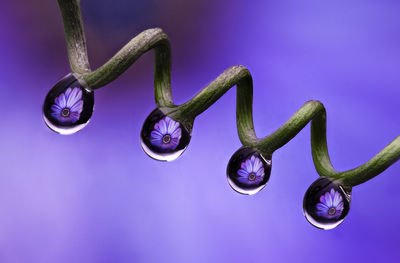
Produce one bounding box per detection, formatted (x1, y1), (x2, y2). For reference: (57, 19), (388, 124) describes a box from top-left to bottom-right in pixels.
(1, 0), (400, 262)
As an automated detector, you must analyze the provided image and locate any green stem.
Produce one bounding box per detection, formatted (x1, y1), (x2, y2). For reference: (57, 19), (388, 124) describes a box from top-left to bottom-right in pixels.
(82, 28), (173, 108)
(258, 100), (400, 186)
(58, 1), (173, 107)
(58, 0), (90, 74)
(169, 66), (258, 147)
(258, 100), (325, 155)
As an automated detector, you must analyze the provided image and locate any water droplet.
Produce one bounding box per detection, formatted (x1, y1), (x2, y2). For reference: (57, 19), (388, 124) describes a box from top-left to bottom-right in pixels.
(140, 108), (191, 161)
(226, 146), (272, 195)
(303, 177), (352, 230)
(43, 74), (94, 135)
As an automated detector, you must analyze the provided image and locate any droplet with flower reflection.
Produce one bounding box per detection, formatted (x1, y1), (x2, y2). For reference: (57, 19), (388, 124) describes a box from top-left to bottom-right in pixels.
(140, 108), (191, 161)
(303, 177), (351, 230)
(43, 74), (94, 135)
(226, 146), (271, 195)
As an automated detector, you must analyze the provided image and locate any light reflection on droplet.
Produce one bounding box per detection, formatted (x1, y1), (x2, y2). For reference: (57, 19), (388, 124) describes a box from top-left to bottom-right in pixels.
(303, 177), (352, 230)
(226, 146), (272, 195)
(140, 108), (191, 161)
(43, 74), (94, 135)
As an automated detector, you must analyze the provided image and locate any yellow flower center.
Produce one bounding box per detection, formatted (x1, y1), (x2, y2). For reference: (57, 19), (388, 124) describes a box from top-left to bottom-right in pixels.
(248, 172), (256, 181)
(61, 108), (70, 117)
(328, 207), (336, 216)
(162, 134), (171, 144)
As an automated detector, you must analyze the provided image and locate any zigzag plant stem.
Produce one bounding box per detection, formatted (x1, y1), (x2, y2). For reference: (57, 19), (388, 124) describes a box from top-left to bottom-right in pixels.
(58, 0), (400, 187)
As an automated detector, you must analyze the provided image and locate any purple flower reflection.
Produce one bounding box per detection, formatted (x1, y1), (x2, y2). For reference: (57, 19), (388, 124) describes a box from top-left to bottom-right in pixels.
(316, 188), (344, 219)
(51, 87), (83, 123)
(237, 155), (264, 185)
(150, 116), (182, 150)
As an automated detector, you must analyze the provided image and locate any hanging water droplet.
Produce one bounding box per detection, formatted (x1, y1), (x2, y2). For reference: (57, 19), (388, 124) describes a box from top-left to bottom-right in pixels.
(226, 146), (272, 195)
(140, 108), (191, 161)
(43, 74), (94, 135)
(303, 177), (352, 230)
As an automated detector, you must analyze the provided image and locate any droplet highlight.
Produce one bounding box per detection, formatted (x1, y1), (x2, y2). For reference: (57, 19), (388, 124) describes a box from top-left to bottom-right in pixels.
(226, 146), (272, 195)
(140, 108), (191, 161)
(303, 177), (352, 230)
(43, 74), (94, 135)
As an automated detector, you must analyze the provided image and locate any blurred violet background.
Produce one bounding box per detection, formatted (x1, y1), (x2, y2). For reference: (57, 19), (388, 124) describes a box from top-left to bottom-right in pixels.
(1, 0), (400, 262)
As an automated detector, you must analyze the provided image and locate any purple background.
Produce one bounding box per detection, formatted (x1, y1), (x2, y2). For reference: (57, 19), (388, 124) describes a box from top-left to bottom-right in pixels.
(1, 0), (400, 262)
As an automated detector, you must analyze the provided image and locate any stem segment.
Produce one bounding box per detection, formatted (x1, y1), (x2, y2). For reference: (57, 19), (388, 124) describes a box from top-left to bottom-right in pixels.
(58, 0), (90, 74)
(170, 66), (258, 147)
(82, 28), (173, 107)
(258, 101), (400, 186)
